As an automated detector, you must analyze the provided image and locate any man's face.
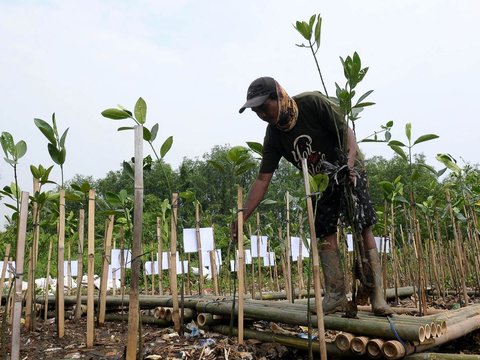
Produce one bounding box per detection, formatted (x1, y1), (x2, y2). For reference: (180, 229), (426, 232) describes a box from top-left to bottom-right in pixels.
(252, 98), (278, 125)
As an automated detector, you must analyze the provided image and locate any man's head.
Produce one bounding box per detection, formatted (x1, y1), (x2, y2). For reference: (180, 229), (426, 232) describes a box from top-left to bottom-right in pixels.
(239, 77), (277, 114)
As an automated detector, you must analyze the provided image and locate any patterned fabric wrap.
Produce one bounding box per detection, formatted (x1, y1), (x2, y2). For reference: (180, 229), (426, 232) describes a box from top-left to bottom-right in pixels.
(314, 169), (377, 238)
(274, 81), (298, 132)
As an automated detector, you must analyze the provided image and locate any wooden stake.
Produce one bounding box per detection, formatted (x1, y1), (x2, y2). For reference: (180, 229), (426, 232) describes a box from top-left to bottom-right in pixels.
(10, 191), (29, 360)
(237, 186), (245, 344)
(86, 189), (96, 347)
(255, 213), (263, 298)
(44, 238), (53, 322)
(98, 215), (114, 326)
(156, 217), (163, 295)
(210, 250), (220, 295)
(169, 192), (181, 333)
(75, 209), (85, 320)
(24, 247), (33, 330)
(301, 158), (328, 360)
(126, 125), (144, 359)
(57, 189), (66, 338)
(195, 202), (204, 294)
(0, 244), (10, 306)
(285, 192), (293, 303)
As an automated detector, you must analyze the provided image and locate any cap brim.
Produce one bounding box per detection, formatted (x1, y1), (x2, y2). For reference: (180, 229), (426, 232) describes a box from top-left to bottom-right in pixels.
(238, 94), (270, 113)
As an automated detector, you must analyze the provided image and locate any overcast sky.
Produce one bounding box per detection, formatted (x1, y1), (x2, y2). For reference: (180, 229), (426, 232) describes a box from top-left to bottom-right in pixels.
(1, 0), (479, 224)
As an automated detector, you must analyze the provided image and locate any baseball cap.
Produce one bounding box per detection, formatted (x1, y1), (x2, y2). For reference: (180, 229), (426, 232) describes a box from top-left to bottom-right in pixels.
(239, 77), (276, 113)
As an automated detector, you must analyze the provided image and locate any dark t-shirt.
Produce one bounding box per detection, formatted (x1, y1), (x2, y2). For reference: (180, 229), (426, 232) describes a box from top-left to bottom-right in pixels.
(259, 91), (348, 175)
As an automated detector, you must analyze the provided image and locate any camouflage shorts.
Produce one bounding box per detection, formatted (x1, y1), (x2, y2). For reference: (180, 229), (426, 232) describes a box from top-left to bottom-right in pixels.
(314, 170), (377, 238)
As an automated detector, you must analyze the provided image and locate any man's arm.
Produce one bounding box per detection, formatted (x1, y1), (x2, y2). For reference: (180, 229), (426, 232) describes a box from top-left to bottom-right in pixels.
(231, 172), (273, 239)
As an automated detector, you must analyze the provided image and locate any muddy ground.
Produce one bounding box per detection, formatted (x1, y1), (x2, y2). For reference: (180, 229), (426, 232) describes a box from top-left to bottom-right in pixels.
(3, 294), (480, 359)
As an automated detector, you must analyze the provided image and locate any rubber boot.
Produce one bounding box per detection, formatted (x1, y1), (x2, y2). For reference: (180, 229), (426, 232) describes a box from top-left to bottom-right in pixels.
(365, 248), (394, 316)
(319, 249), (347, 314)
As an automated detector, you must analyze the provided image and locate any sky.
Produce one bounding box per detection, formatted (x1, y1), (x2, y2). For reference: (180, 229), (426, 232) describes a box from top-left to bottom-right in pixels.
(1, 0), (479, 224)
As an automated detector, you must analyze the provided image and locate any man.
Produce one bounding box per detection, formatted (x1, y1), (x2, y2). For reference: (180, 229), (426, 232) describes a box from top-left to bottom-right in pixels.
(234, 76), (393, 316)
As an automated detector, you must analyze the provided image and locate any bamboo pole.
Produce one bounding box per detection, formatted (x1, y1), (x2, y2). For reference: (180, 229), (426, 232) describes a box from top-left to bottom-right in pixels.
(195, 202), (204, 295)
(67, 242), (72, 295)
(150, 253), (155, 295)
(10, 191), (29, 360)
(237, 186), (245, 344)
(285, 192), (293, 303)
(210, 250), (220, 296)
(56, 189), (66, 338)
(169, 192), (181, 333)
(27, 177), (40, 331)
(98, 215), (114, 326)
(0, 244), (10, 305)
(24, 247), (33, 330)
(126, 125), (144, 359)
(86, 189), (96, 347)
(43, 238), (53, 322)
(255, 212), (263, 298)
(301, 158), (327, 360)
(157, 217), (163, 295)
(445, 189), (468, 306)
(75, 209), (85, 320)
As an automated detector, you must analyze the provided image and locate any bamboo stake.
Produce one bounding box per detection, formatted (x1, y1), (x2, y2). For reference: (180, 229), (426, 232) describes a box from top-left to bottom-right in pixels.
(150, 253), (155, 295)
(67, 242), (72, 295)
(267, 237), (274, 291)
(237, 186), (245, 344)
(297, 214), (305, 297)
(10, 191), (29, 360)
(169, 192), (181, 333)
(112, 236), (117, 296)
(248, 224), (255, 299)
(74, 209), (85, 320)
(120, 226), (126, 303)
(255, 212), (263, 298)
(300, 158), (327, 360)
(98, 215), (114, 326)
(126, 125), (144, 359)
(195, 202), (204, 295)
(445, 189), (468, 306)
(24, 247), (33, 330)
(86, 189), (96, 347)
(285, 192), (293, 303)
(28, 177), (40, 331)
(0, 244), (10, 305)
(44, 238), (53, 322)
(56, 189), (66, 338)
(157, 217), (163, 295)
(210, 250), (220, 296)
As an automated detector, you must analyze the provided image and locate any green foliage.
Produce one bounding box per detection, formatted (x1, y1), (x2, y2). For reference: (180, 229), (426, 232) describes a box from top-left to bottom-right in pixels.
(1, 131), (27, 167)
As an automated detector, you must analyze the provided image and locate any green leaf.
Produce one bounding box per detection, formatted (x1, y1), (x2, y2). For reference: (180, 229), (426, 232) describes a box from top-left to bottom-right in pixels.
(0, 132), (14, 156)
(150, 123), (159, 142)
(179, 190), (195, 201)
(59, 128), (69, 148)
(47, 143), (62, 165)
(352, 101), (375, 109)
(436, 153), (461, 175)
(260, 199), (277, 206)
(413, 134), (439, 146)
(314, 14), (322, 49)
(417, 163), (437, 176)
(30, 165), (40, 179)
(207, 160), (225, 173)
(160, 136), (173, 159)
(34, 118), (56, 144)
(122, 161), (134, 180)
(234, 162), (256, 176)
(134, 97), (147, 124)
(388, 140), (406, 147)
(389, 145), (408, 161)
(356, 90), (374, 104)
(246, 141), (263, 157)
(386, 120), (394, 128)
(405, 123), (412, 142)
(294, 21), (310, 40)
(118, 126), (134, 131)
(313, 173), (329, 192)
(101, 108), (131, 120)
(143, 127), (152, 141)
(14, 140), (27, 159)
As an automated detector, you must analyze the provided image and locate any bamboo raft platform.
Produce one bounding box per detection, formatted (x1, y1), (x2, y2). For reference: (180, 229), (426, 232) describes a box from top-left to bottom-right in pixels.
(34, 293), (480, 359)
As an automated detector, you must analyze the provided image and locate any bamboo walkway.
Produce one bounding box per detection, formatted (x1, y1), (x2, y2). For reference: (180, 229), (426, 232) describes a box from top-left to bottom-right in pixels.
(34, 293), (480, 359)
